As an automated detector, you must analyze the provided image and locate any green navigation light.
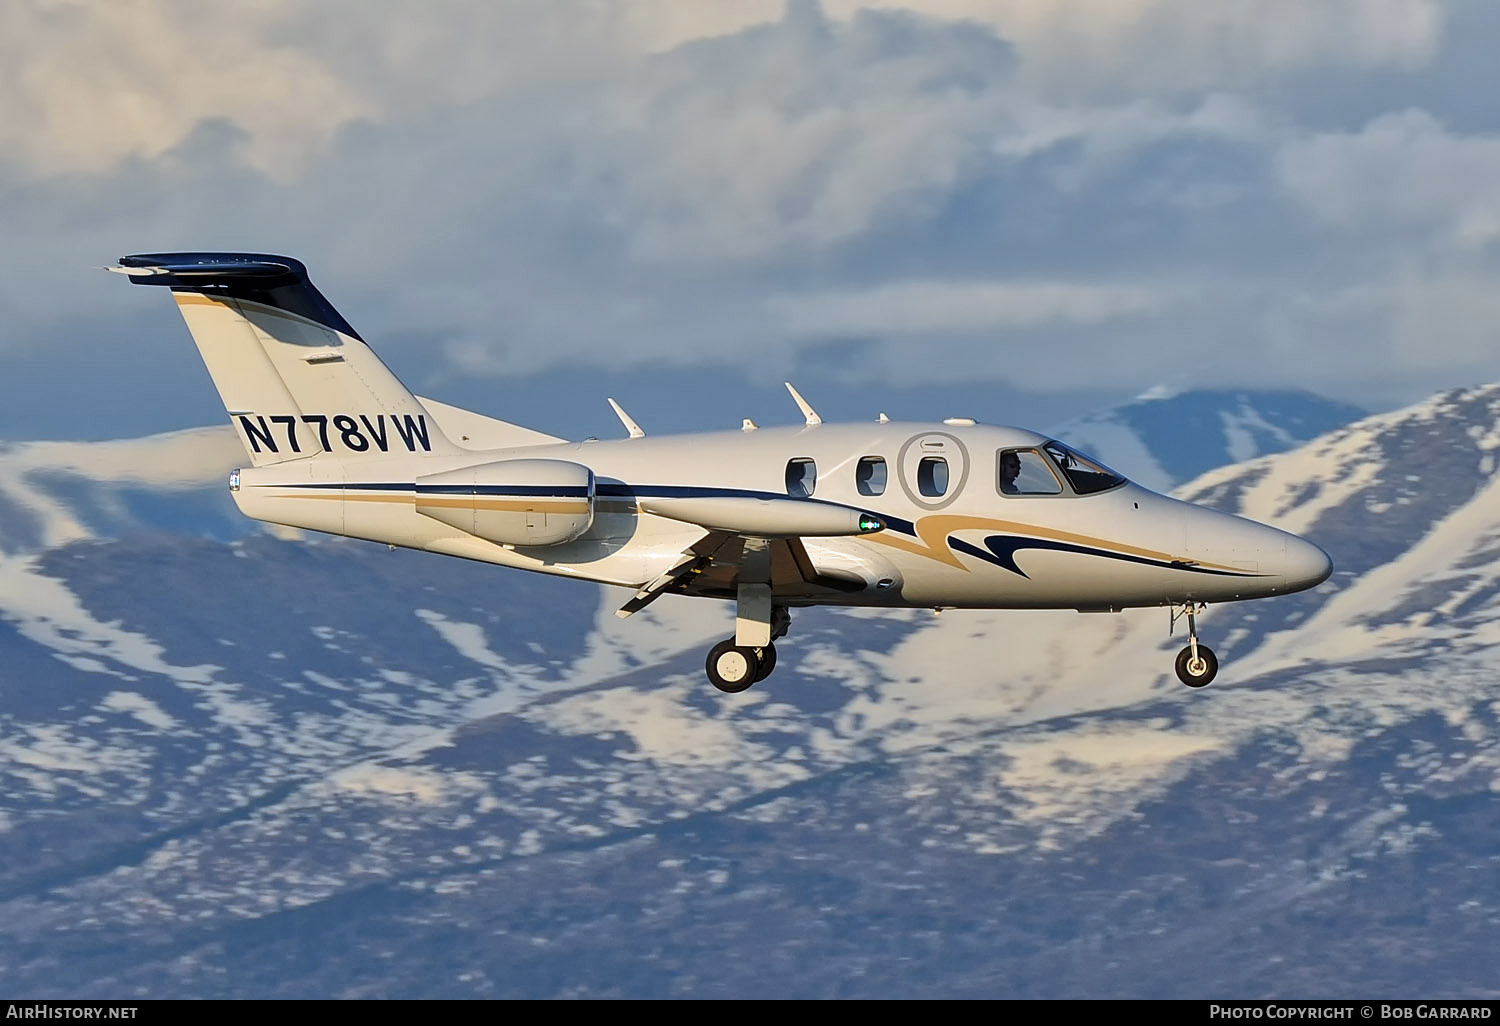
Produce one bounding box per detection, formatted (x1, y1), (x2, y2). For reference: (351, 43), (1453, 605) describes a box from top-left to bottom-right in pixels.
(858, 516), (884, 533)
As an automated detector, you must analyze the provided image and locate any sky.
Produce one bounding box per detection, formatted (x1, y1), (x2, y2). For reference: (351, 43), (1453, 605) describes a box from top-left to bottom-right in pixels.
(2, 0), (1498, 442)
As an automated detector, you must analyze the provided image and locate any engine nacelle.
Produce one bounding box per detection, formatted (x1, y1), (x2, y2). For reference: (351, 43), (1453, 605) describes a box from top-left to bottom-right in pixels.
(416, 459), (594, 547)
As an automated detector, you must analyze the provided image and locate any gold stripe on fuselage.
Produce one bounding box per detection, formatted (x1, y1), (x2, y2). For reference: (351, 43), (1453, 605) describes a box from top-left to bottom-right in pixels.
(417, 497), (591, 515)
(270, 491), (590, 516)
(269, 491), (406, 503)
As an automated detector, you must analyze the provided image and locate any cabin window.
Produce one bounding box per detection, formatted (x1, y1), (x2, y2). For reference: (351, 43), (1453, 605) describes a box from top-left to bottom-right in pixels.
(786, 458), (817, 497)
(1043, 441), (1126, 495)
(917, 456), (949, 497)
(855, 456), (887, 496)
(998, 448), (1063, 496)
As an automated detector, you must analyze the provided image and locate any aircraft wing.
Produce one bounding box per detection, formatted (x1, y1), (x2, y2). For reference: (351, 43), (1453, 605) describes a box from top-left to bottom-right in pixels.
(615, 513), (873, 620)
(671, 532), (865, 601)
(637, 494), (882, 538)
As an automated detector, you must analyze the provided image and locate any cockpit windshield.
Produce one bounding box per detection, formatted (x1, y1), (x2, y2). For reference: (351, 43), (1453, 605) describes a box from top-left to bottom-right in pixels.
(1043, 440), (1127, 495)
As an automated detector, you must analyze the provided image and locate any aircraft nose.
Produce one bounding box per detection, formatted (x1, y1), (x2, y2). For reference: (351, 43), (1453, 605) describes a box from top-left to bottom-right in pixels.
(1281, 535), (1333, 593)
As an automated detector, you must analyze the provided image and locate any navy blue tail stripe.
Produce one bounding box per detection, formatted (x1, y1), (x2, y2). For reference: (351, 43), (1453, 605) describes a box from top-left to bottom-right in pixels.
(118, 252), (363, 342)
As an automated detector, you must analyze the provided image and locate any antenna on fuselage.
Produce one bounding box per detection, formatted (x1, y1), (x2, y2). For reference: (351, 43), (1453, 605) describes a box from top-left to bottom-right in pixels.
(607, 398), (645, 439)
(784, 382), (822, 426)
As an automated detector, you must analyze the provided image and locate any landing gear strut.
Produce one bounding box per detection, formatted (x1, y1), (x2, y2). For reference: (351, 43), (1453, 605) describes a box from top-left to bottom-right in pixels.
(706, 605), (790, 692)
(1171, 602), (1218, 688)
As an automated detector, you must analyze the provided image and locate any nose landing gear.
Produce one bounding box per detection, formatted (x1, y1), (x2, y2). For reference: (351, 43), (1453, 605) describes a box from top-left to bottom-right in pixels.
(1171, 602), (1218, 688)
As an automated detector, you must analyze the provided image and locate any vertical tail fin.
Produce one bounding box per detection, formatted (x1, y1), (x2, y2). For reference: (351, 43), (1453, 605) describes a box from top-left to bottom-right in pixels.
(115, 253), (456, 466)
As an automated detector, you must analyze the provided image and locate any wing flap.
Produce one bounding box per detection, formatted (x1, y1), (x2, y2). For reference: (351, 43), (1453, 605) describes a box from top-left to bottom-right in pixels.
(621, 531), (866, 616)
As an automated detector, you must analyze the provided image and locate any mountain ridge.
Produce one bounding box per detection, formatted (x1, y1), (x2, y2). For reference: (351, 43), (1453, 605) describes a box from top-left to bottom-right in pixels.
(5, 384), (1500, 996)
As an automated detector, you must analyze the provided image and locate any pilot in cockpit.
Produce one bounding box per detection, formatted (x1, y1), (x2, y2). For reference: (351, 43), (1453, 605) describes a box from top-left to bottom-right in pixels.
(999, 450), (1022, 494)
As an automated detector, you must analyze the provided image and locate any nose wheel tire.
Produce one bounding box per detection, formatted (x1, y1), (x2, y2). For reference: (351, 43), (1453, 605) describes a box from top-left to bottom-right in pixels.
(1174, 644), (1218, 688)
(707, 640), (761, 693)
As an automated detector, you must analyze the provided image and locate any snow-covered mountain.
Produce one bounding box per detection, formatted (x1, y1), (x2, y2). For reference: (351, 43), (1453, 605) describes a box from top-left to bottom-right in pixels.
(6, 386), (1500, 997)
(1052, 388), (1369, 492)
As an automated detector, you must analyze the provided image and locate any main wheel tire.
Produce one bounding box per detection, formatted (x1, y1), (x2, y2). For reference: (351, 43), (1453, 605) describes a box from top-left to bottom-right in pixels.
(706, 640), (760, 693)
(1174, 644), (1219, 688)
(753, 643), (778, 682)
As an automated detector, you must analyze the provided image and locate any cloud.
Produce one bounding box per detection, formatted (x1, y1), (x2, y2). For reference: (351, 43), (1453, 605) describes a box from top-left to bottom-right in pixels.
(593, 6), (1020, 261)
(859, 0), (1446, 97)
(1275, 270), (1500, 385)
(0, 0), (732, 179)
(0, 1), (1445, 179)
(0, 1), (366, 178)
(1277, 109), (1500, 249)
(769, 279), (1172, 336)
(0, 0), (1497, 437)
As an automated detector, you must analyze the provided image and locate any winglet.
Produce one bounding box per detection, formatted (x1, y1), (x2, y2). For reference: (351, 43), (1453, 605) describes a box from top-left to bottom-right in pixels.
(742, 418), (758, 431)
(607, 398), (645, 439)
(784, 382), (822, 426)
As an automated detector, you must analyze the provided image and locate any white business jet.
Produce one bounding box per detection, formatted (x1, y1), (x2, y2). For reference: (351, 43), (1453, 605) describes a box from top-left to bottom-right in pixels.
(112, 253), (1332, 691)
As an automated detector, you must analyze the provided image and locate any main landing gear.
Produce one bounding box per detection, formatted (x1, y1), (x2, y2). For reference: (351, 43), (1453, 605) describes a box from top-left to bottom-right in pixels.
(706, 605), (790, 693)
(1171, 602), (1218, 688)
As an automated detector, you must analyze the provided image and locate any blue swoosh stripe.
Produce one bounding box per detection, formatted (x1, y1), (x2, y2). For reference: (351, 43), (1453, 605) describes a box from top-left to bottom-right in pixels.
(948, 535), (1261, 579)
